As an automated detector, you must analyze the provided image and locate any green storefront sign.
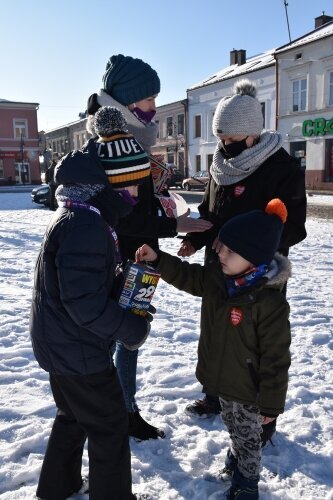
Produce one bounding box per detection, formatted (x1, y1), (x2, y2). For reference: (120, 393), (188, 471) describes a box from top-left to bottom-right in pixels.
(302, 118), (333, 137)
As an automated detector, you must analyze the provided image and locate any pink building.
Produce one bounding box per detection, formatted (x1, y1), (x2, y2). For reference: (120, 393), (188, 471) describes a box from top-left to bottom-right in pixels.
(0, 99), (40, 184)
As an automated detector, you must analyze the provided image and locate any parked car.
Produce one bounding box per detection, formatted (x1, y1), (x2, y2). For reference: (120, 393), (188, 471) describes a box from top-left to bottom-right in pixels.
(166, 167), (185, 189)
(182, 171), (209, 191)
(31, 184), (50, 206)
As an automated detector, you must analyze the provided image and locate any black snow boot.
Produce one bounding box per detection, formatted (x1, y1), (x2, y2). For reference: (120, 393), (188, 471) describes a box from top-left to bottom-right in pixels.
(224, 467), (259, 499)
(128, 411), (165, 441)
(219, 448), (238, 481)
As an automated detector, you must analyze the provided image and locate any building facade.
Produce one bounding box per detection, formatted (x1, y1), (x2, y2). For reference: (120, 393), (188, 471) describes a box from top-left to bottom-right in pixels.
(275, 15), (333, 189)
(0, 99), (40, 184)
(151, 100), (187, 175)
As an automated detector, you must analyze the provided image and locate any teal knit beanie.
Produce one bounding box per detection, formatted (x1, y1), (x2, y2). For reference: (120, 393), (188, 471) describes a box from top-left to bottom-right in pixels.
(102, 54), (160, 106)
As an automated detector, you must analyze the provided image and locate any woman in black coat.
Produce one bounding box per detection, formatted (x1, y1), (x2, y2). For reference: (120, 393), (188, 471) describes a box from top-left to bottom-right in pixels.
(178, 79), (307, 436)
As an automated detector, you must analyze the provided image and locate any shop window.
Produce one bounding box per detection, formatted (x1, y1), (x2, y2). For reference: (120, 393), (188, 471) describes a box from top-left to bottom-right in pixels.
(195, 154), (201, 172)
(194, 115), (201, 138)
(292, 79), (307, 112)
(167, 153), (174, 164)
(325, 139), (333, 182)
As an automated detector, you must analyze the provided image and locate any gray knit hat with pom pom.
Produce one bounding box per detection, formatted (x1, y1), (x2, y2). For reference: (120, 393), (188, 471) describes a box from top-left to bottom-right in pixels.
(93, 106), (128, 137)
(212, 79), (263, 137)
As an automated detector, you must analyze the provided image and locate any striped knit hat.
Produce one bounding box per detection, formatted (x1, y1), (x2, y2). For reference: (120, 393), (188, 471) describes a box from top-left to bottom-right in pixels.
(93, 106), (150, 188)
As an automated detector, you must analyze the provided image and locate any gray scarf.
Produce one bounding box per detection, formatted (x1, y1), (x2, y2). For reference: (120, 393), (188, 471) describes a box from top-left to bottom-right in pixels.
(87, 90), (158, 154)
(210, 131), (283, 186)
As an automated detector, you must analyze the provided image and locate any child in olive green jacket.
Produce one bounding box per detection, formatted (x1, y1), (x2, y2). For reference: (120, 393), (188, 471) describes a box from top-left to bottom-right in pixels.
(136, 199), (291, 500)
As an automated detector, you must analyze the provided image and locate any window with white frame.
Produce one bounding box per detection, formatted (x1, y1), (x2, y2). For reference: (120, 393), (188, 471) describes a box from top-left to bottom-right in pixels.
(177, 114), (184, 135)
(155, 120), (160, 138)
(211, 110), (215, 136)
(194, 115), (201, 138)
(195, 154), (201, 172)
(329, 72), (333, 106)
(293, 78), (307, 112)
(166, 116), (173, 137)
(14, 119), (27, 139)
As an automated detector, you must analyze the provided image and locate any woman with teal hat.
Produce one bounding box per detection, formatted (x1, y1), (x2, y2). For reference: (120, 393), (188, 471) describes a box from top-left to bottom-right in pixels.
(85, 55), (212, 441)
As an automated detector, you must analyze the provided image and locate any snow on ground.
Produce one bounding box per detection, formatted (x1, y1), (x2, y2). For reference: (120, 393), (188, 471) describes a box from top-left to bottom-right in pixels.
(0, 193), (332, 499)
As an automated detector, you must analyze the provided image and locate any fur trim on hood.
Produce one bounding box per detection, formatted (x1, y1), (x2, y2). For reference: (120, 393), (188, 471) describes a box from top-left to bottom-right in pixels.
(266, 253), (292, 289)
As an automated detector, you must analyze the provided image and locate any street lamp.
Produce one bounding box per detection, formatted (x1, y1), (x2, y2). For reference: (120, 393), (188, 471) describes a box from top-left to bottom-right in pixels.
(20, 133), (25, 184)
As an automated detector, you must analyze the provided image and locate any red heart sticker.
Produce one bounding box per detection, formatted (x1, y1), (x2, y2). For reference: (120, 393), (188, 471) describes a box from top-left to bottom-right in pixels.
(230, 307), (243, 326)
(234, 185), (245, 197)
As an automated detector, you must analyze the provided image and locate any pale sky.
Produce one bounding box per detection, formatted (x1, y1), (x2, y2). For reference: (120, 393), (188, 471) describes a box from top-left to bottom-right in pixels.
(1, 0), (332, 131)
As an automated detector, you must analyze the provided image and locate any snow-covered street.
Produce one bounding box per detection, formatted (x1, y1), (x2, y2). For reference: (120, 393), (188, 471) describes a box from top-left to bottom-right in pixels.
(0, 193), (332, 499)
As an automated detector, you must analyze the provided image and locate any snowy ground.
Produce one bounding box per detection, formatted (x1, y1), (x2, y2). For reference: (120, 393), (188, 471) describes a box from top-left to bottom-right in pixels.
(0, 193), (332, 500)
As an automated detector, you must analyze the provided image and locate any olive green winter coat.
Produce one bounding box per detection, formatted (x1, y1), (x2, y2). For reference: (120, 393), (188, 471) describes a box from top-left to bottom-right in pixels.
(156, 252), (291, 417)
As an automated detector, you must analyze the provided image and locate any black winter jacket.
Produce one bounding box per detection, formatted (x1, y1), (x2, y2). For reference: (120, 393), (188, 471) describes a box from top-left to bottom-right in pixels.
(187, 148), (307, 261)
(83, 139), (178, 262)
(30, 157), (149, 376)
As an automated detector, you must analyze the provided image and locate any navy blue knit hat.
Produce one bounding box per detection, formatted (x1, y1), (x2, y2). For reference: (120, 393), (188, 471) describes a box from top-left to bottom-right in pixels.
(218, 199), (288, 265)
(102, 54), (160, 106)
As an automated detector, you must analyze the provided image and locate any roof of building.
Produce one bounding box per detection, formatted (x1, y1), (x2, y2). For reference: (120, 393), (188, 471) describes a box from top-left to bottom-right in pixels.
(0, 98), (39, 106)
(44, 117), (87, 134)
(188, 49), (276, 92)
(276, 20), (333, 53)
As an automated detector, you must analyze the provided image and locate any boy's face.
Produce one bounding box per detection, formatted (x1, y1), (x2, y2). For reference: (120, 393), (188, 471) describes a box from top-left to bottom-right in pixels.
(114, 185), (139, 197)
(217, 243), (253, 277)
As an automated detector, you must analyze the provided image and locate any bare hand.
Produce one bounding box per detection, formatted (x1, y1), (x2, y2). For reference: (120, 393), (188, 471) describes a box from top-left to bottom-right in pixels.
(176, 209), (213, 234)
(135, 244), (157, 263)
(177, 240), (196, 257)
(212, 237), (223, 253)
(262, 416), (276, 425)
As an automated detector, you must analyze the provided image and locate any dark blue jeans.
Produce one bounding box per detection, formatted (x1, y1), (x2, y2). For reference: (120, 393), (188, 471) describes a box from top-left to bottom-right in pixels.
(113, 342), (139, 412)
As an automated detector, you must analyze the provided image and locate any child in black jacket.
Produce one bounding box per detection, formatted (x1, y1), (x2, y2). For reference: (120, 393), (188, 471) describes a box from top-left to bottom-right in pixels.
(30, 150), (150, 500)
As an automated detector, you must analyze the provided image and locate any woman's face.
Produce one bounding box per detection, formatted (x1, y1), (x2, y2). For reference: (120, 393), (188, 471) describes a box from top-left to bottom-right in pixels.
(128, 95), (158, 112)
(217, 134), (256, 147)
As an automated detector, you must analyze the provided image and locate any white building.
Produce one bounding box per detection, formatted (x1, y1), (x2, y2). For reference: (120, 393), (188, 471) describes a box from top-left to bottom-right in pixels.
(186, 49), (276, 175)
(276, 14), (333, 189)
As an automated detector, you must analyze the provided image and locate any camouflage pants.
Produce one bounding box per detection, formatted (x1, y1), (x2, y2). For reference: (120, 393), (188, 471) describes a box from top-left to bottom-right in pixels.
(219, 398), (263, 481)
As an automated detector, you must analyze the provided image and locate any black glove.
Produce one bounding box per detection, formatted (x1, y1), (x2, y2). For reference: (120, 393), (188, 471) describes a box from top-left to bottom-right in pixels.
(261, 418), (277, 447)
(146, 304), (156, 323)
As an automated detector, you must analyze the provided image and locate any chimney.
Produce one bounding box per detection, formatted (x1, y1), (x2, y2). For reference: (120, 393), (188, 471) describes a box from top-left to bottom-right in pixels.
(237, 49), (246, 65)
(230, 49), (238, 65)
(315, 12), (333, 28)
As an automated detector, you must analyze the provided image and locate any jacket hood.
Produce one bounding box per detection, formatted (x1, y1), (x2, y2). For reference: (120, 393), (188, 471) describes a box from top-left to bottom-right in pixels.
(266, 253), (291, 288)
(54, 149), (132, 224)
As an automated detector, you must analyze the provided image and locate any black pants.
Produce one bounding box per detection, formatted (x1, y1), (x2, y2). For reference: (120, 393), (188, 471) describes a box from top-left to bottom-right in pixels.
(37, 367), (133, 500)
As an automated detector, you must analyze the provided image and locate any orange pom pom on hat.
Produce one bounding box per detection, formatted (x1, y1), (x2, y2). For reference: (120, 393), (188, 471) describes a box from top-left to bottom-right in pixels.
(218, 199), (288, 265)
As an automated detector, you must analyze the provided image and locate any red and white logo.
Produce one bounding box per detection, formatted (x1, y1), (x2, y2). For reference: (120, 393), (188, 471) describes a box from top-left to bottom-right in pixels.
(234, 185), (245, 197)
(230, 307), (243, 326)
